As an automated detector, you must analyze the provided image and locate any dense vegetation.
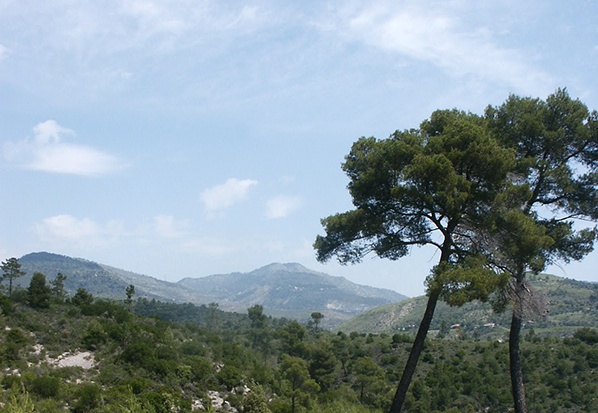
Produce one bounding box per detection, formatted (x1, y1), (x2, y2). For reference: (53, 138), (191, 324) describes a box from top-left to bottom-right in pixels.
(0, 276), (596, 412)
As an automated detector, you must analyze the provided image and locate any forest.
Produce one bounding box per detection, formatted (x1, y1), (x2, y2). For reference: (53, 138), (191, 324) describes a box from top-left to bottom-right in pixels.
(0, 276), (596, 413)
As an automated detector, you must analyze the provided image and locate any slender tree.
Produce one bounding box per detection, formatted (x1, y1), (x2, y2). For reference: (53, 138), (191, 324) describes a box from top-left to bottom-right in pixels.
(484, 89), (598, 413)
(314, 109), (514, 412)
(1, 257), (26, 297)
(248, 304), (270, 352)
(125, 284), (135, 305)
(280, 355), (319, 413)
(50, 273), (67, 301)
(310, 312), (324, 332)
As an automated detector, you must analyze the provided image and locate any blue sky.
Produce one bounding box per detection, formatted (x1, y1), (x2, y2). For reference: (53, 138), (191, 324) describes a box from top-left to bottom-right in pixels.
(1, 1), (597, 297)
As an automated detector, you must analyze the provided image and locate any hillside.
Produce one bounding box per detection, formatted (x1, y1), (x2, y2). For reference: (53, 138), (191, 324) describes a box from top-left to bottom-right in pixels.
(17, 252), (198, 303)
(15, 252), (407, 326)
(0, 287), (596, 412)
(340, 273), (598, 338)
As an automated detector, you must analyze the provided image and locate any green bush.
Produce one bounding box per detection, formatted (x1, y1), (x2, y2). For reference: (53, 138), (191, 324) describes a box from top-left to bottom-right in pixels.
(573, 327), (598, 345)
(2, 375), (22, 390)
(0, 294), (14, 315)
(71, 383), (102, 413)
(31, 376), (60, 398)
(217, 364), (243, 390)
(82, 319), (108, 350)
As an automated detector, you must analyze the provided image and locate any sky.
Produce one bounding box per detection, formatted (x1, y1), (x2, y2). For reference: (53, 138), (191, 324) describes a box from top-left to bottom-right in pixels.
(1, 0), (597, 298)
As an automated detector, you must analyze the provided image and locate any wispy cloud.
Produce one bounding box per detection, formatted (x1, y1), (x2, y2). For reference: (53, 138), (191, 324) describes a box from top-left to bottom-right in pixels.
(6, 2), (273, 59)
(34, 214), (124, 248)
(265, 195), (302, 219)
(341, 3), (553, 92)
(2, 120), (126, 176)
(200, 178), (258, 213)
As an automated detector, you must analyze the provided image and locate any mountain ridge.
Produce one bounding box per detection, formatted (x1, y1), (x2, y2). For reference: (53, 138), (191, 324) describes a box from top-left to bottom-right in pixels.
(15, 252), (407, 326)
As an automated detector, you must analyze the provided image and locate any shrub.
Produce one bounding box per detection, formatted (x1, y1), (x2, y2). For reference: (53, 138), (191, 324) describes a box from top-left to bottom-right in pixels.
(70, 288), (93, 307)
(217, 364), (243, 390)
(31, 376), (60, 398)
(82, 319), (108, 350)
(2, 375), (22, 390)
(0, 294), (14, 315)
(573, 327), (598, 345)
(71, 383), (102, 413)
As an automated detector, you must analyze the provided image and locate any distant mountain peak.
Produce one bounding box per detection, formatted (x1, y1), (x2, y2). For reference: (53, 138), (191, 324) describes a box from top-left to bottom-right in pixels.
(253, 262), (315, 274)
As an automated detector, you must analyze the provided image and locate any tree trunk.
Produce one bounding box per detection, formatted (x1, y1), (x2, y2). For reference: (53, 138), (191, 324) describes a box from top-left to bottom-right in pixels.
(389, 287), (441, 413)
(509, 281), (527, 413)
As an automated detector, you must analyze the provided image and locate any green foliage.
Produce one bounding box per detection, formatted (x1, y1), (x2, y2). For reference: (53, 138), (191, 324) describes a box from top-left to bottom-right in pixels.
(308, 341), (336, 391)
(80, 299), (131, 322)
(280, 355), (320, 413)
(483, 89), (598, 413)
(118, 386), (157, 413)
(71, 287), (94, 306)
(27, 272), (51, 309)
(432, 258), (509, 307)
(278, 321), (308, 358)
(248, 304), (271, 351)
(4, 327), (29, 361)
(217, 364), (243, 390)
(125, 284), (135, 302)
(71, 383), (102, 413)
(82, 319), (108, 350)
(243, 383), (272, 413)
(350, 356), (386, 405)
(573, 327), (598, 345)
(310, 312), (324, 331)
(0, 273), (595, 413)
(314, 107), (519, 412)
(4, 383), (35, 413)
(50, 272), (67, 302)
(0, 293), (14, 315)
(30, 376), (60, 398)
(1, 257), (26, 298)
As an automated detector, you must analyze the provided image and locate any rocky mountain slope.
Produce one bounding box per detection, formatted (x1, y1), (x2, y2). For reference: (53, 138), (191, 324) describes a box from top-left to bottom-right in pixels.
(178, 262), (406, 320)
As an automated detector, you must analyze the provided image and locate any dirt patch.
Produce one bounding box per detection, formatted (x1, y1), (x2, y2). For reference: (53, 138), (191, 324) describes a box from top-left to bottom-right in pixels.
(49, 351), (96, 369)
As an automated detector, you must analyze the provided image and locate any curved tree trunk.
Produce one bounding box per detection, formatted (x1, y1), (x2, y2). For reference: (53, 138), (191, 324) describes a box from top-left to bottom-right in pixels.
(509, 280), (527, 413)
(389, 287), (441, 413)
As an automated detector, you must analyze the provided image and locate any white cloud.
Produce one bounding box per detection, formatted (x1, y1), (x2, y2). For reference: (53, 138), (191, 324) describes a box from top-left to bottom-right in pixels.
(342, 3), (552, 92)
(265, 195), (302, 219)
(153, 214), (188, 238)
(34, 214), (124, 248)
(2, 120), (126, 176)
(200, 178), (258, 213)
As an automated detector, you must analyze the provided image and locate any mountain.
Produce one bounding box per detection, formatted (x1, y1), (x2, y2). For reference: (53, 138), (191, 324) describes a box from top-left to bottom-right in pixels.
(340, 272), (598, 338)
(178, 262), (407, 322)
(15, 252), (407, 326)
